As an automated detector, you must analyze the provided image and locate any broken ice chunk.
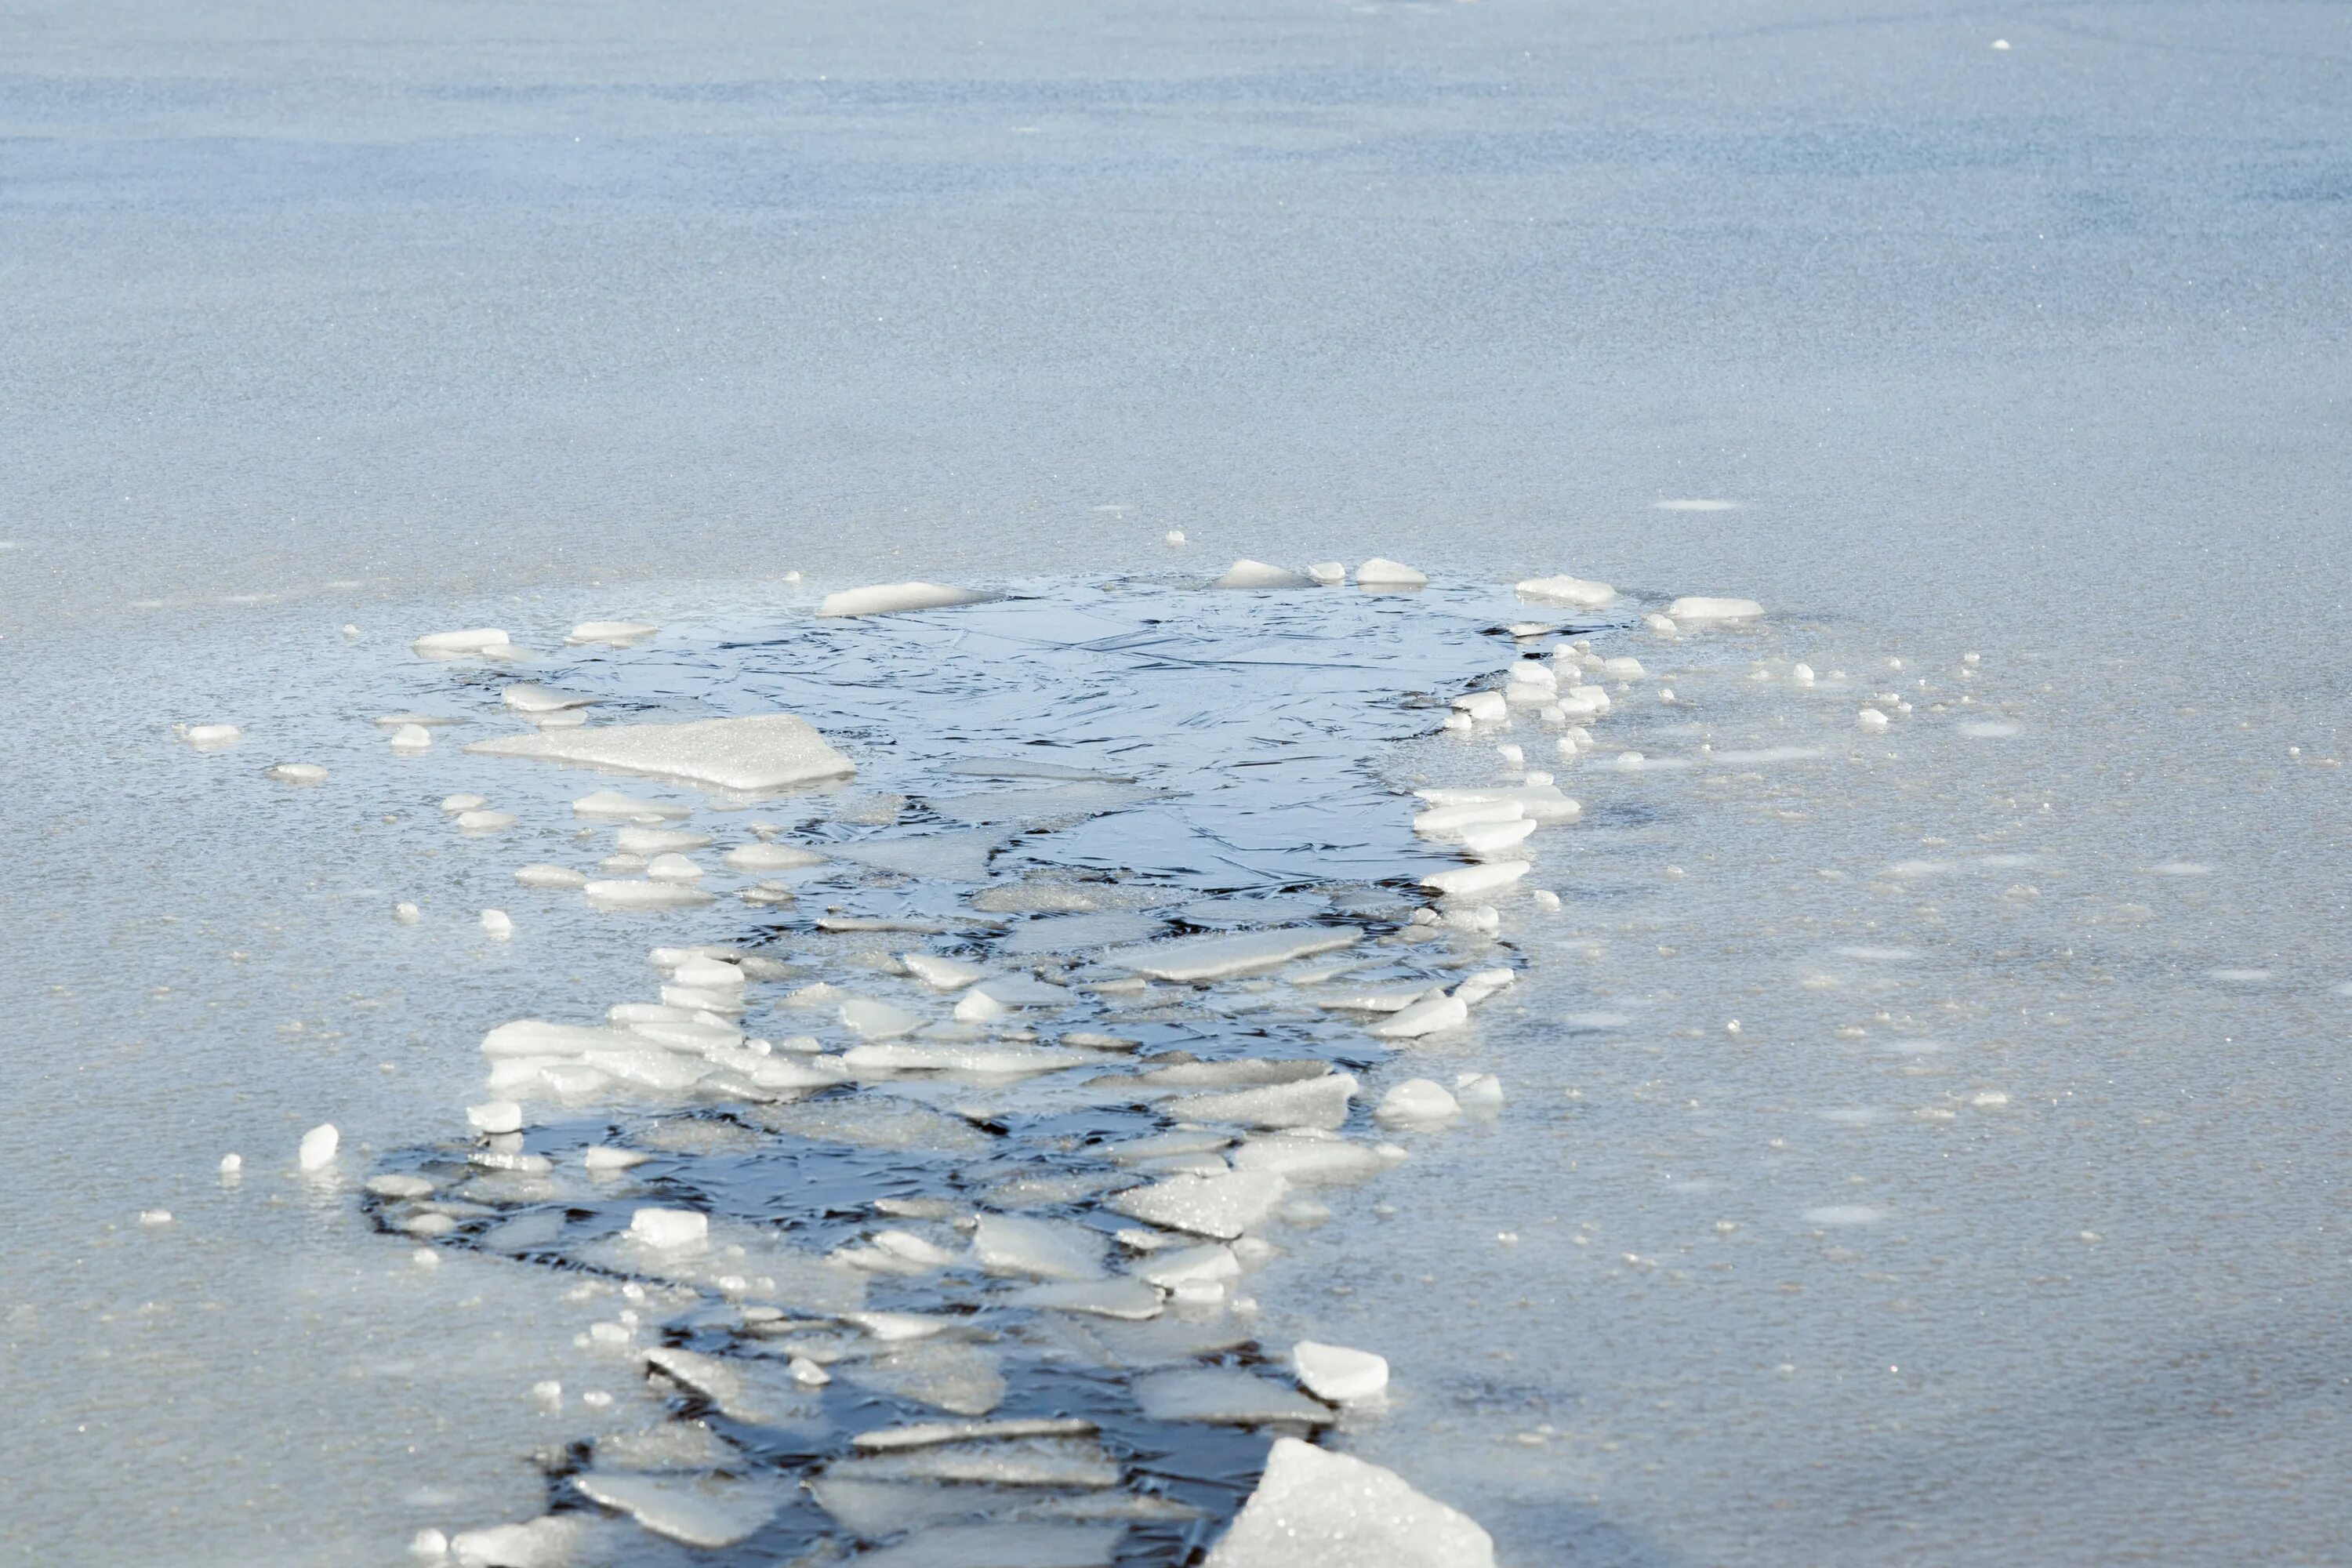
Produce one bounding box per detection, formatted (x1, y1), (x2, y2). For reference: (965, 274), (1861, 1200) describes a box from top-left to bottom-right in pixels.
(724, 841), (827, 872)
(1450, 691), (1507, 724)
(1134, 1368), (1332, 1426)
(817, 582), (991, 617)
(902, 952), (986, 989)
(1008, 1278), (1165, 1319)
(1666, 596), (1763, 623)
(447, 1516), (582, 1568)
(1421, 861), (1529, 898)
(583, 1145), (650, 1171)
(574, 790), (690, 820)
(1858, 708), (1891, 733)
(1102, 927), (1356, 982)
(974, 1214), (1104, 1280)
(1137, 1243), (1240, 1290)
(1457, 818), (1536, 858)
(1515, 575), (1616, 608)
(1365, 994), (1468, 1040)
(514, 864), (590, 889)
(572, 1472), (774, 1550)
(458, 808), (517, 832)
(1412, 782), (1580, 822)
(503, 684), (595, 713)
(1307, 561), (1345, 586)
(472, 713), (855, 792)
(412, 628), (512, 658)
(1291, 1341), (1389, 1403)
(1454, 1073), (1504, 1109)
(1374, 1080), (1459, 1123)
(1213, 560), (1310, 590)
(1167, 1074), (1356, 1131)
(1355, 557), (1426, 588)
(584, 880), (716, 910)
(630, 1208), (709, 1250)
(390, 724), (433, 752)
(565, 620), (658, 646)
(840, 996), (926, 1039)
(1109, 1171), (1287, 1240)
(265, 762), (328, 784)
(467, 1099), (523, 1134)
(1203, 1436), (1492, 1567)
(1451, 968), (1515, 1006)
(644, 853), (704, 882)
(297, 1123), (339, 1171)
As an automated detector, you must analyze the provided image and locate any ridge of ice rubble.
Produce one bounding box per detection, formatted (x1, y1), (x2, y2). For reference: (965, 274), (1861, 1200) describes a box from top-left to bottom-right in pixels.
(817, 582), (991, 617)
(1204, 1437), (1494, 1567)
(468, 713), (855, 791)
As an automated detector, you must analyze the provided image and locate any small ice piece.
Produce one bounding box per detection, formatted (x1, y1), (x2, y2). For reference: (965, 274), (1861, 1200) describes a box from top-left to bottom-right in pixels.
(670, 955), (745, 988)
(630, 1207), (709, 1250)
(1375, 1080), (1459, 1123)
(1450, 691), (1507, 724)
(644, 853), (704, 882)
(1413, 782), (1581, 822)
(902, 952), (987, 989)
(1452, 968), (1515, 1006)
(840, 996), (926, 1038)
(472, 713), (855, 791)
(974, 1214), (1105, 1280)
(366, 1173), (434, 1198)
(1307, 561), (1346, 586)
(1454, 1073), (1504, 1108)
(1109, 1171), (1288, 1240)
(1803, 1204), (1886, 1226)
(479, 909), (514, 938)
(458, 808), (517, 832)
(953, 988), (1007, 1024)
(583, 1145), (650, 1171)
(448, 1517), (580, 1568)
(1367, 993), (1467, 1040)
(1103, 927), (1356, 982)
(1135, 1368), (1333, 1427)
(1213, 559), (1311, 590)
(1414, 800), (1524, 839)
(139, 1208), (172, 1226)
(724, 841), (827, 871)
(390, 724), (433, 752)
(1515, 575), (1616, 608)
(817, 582), (990, 617)
(1666, 596), (1763, 623)
(219, 1152), (242, 1174)
(514, 864), (590, 889)
(1643, 612), (1677, 633)
(502, 684), (595, 714)
(574, 790), (689, 819)
(412, 628), (512, 657)
(1457, 818), (1536, 858)
(266, 762), (328, 784)
(1991, 37), (2011, 49)
(1602, 656), (1646, 681)
(1169, 1074), (1357, 1131)
(790, 1356), (831, 1385)
(1420, 860), (1529, 898)
(298, 1123), (339, 1171)
(408, 1528), (448, 1559)
(467, 1099), (524, 1134)
(1790, 662), (1817, 686)
(1533, 889), (1560, 909)
(565, 620), (658, 645)
(180, 721), (241, 748)
(1138, 1243), (1241, 1290)
(583, 880), (715, 909)
(616, 826), (712, 854)
(1205, 1436), (1492, 1567)
(394, 901), (422, 924)
(1009, 1277), (1166, 1319)
(572, 1472), (775, 1550)
(1355, 557), (1426, 587)
(1291, 1341), (1389, 1403)
(1857, 708), (1891, 733)
(441, 793), (488, 813)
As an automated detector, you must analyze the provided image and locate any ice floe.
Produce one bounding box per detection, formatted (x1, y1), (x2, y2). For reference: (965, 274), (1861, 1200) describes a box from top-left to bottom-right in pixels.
(1103, 927), (1356, 982)
(818, 582), (992, 617)
(1214, 560), (1310, 590)
(1292, 1341), (1390, 1403)
(1204, 1438), (1492, 1567)
(265, 761), (327, 783)
(565, 620), (659, 646)
(470, 713), (855, 791)
(412, 628), (514, 659)
(1356, 557), (1427, 588)
(1666, 596), (1763, 623)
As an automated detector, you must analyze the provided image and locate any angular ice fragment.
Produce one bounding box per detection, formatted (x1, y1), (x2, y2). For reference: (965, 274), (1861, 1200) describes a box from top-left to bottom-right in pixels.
(724, 841), (827, 871)
(1230, 1135), (1388, 1185)
(1454, 1073), (1504, 1108)
(1213, 560), (1310, 590)
(471, 713), (855, 791)
(1168, 1074), (1356, 1131)
(1365, 994), (1468, 1040)
(1666, 596), (1763, 623)
(1307, 561), (1346, 586)
(467, 1099), (523, 1134)
(394, 902), (422, 924)
(503, 684), (595, 713)
(1355, 557), (1427, 587)
(1457, 818), (1535, 858)
(515, 864), (590, 888)
(1857, 708), (1891, 733)
(1134, 1368), (1332, 1426)
(413, 628), (512, 657)
(644, 853), (703, 882)
(583, 1146), (651, 1171)
(459, 809), (517, 832)
(902, 953), (987, 989)
(1374, 1079), (1459, 1123)
(1451, 967), (1515, 1006)
(1109, 1171), (1287, 1240)
(1102, 927), (1356, 982)
(630, 1208), (709, 1250)
(1420, 861), (1529, 898)
(1414, 800), (1523, 838)
(1203, 1437), (1492, 1567)
(1291, 1341), (1388, 1403)
(266, 762), (328, 784)
(974, 1214), (1104, 1280)
(1137, 1243), (1240, 1290)
(572, 1471), (774, 1549)
(817, 583), (991, 618)
(840, 996), (925, 1039)
(390, 724), (433, 752)
(1515, 575), (1616, 607)
(448, 1515), (581, 1568)
(298, 1123), (339, 1171)
(479, 908), (514, 938)
(851, 1417), (1098, 1452)
(565, 621), (658, 646)
(1008, 1278), (1164, 1319)
(1450, 691), (1506, 723)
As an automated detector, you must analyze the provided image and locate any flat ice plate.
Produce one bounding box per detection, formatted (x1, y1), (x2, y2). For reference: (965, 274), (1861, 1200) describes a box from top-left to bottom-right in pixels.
(467, 713), (855, 791)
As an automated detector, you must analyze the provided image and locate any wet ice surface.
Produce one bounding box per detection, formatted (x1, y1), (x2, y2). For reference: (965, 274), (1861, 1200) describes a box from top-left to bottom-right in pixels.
(9, 569), (2352, 1567)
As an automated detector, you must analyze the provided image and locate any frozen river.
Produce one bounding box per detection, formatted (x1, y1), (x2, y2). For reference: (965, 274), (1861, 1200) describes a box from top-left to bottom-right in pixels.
(3, 2), (2348, 1565)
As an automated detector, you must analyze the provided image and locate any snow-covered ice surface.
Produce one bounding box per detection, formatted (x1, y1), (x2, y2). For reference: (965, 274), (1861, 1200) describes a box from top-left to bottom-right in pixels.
(6, 2), (2352, 1566)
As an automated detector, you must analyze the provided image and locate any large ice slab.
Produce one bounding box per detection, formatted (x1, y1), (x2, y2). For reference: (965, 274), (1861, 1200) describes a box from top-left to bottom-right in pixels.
(468, 713), (855, 791)
(818, 582), (990, 617)
(1203, 1437), (1493, 1567)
